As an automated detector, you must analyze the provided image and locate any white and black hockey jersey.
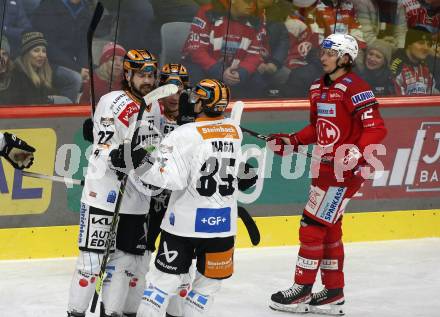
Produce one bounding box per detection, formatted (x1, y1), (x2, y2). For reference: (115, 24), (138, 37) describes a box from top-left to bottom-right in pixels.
(81, 90), (162, 214)
(159, 101), (179, 136)
(139, 116), (243, 238)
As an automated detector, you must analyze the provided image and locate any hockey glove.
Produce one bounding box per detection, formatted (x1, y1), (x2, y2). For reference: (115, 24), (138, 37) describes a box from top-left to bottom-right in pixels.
(0, 132), (36, 169)
(267, 133), (301, 156)
(110, 143), (153, 170)
(177, 89), (197, 125)
(82, 118), (94, 143)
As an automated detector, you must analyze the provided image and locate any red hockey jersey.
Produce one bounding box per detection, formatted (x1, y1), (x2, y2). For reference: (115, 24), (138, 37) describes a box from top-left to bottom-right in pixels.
(182, 4), (262, 74)
(295, 72), (387, 178)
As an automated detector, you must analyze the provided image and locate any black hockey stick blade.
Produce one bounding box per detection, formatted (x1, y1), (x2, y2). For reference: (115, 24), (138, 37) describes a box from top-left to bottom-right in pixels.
(238, 206), (260, 246)
(87, 2), (104, 115)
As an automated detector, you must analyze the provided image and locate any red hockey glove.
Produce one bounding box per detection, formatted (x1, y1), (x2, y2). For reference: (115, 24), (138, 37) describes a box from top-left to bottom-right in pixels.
(267, 133), (300, 156)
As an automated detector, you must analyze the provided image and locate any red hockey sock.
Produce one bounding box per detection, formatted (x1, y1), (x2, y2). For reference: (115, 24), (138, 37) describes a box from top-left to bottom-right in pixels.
(294, 224), (326, 285)
(320, 221), (345, 289)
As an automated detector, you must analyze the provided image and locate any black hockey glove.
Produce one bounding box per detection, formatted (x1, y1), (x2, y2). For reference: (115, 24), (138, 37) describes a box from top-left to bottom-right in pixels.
(109, 142), (154, 179)
(1, 132), (36, 170)
(82, 118), (94, 143)
(237, 162), (258, 191)
(177, 89), (197, 125)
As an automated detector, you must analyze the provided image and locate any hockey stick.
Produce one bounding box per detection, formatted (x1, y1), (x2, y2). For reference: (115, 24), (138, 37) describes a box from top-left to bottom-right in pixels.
(230, 100), (244, 124)
(21, 171), (84, 186)
(87, 1), (104, 115)
(238, 206), (260, 246)
(240, 126), (332, 164)
(89, 84), (178, 313)
(228, 100), (261, 246)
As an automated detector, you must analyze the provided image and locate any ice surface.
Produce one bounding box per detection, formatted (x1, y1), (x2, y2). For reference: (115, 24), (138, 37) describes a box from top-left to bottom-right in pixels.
(1, 239), (439, 317)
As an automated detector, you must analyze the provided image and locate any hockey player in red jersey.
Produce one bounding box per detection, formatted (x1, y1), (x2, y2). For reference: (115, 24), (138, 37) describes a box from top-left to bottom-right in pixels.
(267, 33), (387, 315)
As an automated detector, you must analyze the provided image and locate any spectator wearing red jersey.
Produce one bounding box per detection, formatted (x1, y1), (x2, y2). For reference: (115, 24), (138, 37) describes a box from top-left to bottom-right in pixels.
(182, 0), (264, 97)
(395, 0), (440, 48)
(390, 26), (438, 95)
(80, 42), (126, 104)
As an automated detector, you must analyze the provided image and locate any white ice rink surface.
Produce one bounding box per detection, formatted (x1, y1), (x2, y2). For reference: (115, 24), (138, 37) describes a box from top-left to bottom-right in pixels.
(1, 238), (439, 317)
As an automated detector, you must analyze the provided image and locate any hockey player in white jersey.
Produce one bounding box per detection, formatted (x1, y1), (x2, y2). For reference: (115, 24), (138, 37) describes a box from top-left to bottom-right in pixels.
(147, 63), (193, 317)
(0, 132), (35, 169)
(159, 63), (190, 136)
(131, 78), (243, 317)
(67, 49), (162, 317)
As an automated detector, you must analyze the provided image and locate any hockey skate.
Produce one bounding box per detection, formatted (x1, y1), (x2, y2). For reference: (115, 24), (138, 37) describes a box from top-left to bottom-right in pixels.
(309, 288), (345, 315)
(269, 284), (312, 313)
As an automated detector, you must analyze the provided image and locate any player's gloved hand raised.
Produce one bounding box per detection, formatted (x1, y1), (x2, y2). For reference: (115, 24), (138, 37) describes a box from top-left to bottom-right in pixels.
(110, 143), (152, 169)
(82, 118), (94, 143)
(267, 133), (301, 156)
(109, 143), (154, 179)
(177, 89), (197, 125)
(0, 132), (36, 170)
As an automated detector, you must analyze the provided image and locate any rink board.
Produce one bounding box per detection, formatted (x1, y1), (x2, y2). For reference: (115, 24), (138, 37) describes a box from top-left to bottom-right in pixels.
(0, 209), (439, 259)
(1, 97), (440, 259)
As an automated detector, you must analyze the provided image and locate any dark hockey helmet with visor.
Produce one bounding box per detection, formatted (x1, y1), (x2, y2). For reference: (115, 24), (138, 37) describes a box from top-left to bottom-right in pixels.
(159, 63), (189, 88)
(189, 79), (230, 116)
(123, 49), (158, 74)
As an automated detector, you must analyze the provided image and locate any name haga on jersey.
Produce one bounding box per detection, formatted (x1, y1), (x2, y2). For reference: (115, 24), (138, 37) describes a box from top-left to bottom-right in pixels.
(140, 118), (243, 238)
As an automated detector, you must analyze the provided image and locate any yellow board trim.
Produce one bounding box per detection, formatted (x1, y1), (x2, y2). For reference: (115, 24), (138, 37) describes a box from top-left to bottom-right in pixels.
(0, 209), (439, 260)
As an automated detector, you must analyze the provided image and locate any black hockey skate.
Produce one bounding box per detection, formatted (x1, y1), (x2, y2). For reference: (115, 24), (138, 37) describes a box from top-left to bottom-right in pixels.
(269, 284), (312, 313)
(309, 288), (345, 315)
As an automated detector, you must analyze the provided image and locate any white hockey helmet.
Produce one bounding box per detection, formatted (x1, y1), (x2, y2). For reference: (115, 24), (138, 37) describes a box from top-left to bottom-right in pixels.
(293, 0), (317, 7)
(321, 33), (359, 62)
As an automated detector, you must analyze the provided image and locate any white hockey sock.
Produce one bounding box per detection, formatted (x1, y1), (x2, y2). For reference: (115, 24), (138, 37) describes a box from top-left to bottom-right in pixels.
(183, 273), (221, 317)
(67, 251), (103, 313)
(102, 250), (139, 316)
(122, 252), (151, 314)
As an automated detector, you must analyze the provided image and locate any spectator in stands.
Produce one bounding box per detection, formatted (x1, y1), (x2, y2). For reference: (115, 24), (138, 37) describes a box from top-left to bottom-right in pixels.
(0, 0), (32, 57)
(281, 46), (322, 98)
(390, 26), (438, 95)
(79, 42), (125, 104)
(0, 37), (14, 104)
(357, 39), (394, 96)
(255, 0), (291, 96)
(8, 31), (71, 104)
(313, 0), (366, 46)
(284, 1), (321, 73)
(353, 0), (398, 47)
(31, 0), (93, 83)
(182, 0), (264, 98)
(394, 0), (440, 48)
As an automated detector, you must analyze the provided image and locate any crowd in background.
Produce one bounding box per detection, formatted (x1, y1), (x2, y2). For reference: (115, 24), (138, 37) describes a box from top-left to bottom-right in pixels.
(0, 0), (439, 105)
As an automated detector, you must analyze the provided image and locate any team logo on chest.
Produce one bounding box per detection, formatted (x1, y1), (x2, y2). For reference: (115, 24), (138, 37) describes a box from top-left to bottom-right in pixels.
(317, 118), (340, 146)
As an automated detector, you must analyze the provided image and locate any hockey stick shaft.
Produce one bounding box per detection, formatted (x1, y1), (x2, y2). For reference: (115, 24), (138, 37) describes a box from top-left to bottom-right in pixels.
(240, 126), (332, 164)
(89, 84), (177, 313)
(87, 2), (104, 115)
(21, 171), (84, 186)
